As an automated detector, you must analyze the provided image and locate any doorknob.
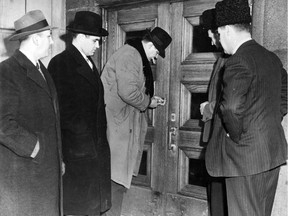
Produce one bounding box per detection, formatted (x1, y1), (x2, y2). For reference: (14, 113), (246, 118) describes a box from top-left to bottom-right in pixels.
(168, 127), (177, 151)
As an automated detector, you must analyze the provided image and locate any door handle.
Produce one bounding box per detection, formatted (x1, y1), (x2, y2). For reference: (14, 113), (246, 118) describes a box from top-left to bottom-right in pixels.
(168, 127), (177, 151)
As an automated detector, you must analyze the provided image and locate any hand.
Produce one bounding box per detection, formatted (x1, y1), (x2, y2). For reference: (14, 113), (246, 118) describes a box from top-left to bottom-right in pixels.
(200, 101), (209, 115)
(62, 162), (65, 175)
(149, 96), (166, 108)
(31, 140), (40, 158)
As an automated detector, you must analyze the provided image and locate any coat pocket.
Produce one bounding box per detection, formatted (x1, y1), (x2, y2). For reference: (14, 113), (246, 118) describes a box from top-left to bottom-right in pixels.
(62, 131), (97, 161)
(32, 132), (46, 164)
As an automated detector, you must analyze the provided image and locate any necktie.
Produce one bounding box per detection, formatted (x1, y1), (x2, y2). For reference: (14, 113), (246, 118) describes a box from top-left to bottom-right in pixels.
(36, 62), (46, 81)
(86, 57), (93, 69)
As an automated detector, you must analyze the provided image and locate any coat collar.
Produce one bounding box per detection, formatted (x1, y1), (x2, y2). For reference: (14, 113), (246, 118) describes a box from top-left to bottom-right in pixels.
(234, 39), (256, 54)
(67, 45), (100, 87)
(12, 50), (52, 97)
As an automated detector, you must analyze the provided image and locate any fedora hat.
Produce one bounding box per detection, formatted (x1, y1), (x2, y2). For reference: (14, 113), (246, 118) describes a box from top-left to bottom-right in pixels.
(67, 11), (108, 37)
(200, 8), (217, 31)
(146, 27), (172, 58)
(9, 10), (55, 41)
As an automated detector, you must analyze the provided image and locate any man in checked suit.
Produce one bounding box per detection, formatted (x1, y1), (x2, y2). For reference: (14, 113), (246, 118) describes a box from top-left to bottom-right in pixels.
(205, 0), (287, 216)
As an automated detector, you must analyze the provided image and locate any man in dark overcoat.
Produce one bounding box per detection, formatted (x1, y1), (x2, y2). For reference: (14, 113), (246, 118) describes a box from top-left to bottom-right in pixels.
(0, 10), (63, 216)
(48, 11), (111, 216)
(205, 1), (287, 216)
(199, 9), (228, 216)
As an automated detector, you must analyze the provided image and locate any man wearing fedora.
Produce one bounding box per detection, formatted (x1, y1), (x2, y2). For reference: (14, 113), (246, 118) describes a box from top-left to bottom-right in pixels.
(199, 8), (228, 216)
(101, 27), (172, 216)
(205, 0), (287, 215)
(0, 10), (62, 216)
(48, 11), (111, 216)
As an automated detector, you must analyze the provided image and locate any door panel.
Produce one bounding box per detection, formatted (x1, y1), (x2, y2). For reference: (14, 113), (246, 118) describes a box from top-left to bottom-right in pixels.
(104, 1), (220, 215)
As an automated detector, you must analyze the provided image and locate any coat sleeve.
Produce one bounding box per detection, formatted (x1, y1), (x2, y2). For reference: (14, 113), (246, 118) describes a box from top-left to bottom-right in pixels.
(0, 63), (37, 157)
(220, 56), (253, 143)
(115, 50), (150, 111)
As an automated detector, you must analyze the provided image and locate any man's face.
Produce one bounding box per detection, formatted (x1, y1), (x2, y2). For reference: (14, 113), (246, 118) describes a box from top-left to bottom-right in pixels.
(208, 29), (222, 50)
(81, 35), (101, 56)
(208, 29), (217, 46)
(37, 30), (53, 59)
(146, 42), (159, 65)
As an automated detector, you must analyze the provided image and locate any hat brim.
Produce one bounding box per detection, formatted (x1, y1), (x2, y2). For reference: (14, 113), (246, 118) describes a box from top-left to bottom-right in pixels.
(146, 29), (165, 58)
(9, 26), (57, 41)
(66, 27), (108, 37)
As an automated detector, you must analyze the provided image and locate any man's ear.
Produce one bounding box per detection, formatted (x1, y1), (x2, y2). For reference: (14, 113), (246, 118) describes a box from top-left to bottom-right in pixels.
(31, 34), (40, 46)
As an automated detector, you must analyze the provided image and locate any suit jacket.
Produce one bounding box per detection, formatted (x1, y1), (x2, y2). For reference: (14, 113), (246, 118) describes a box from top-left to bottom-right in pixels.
(0, 50), (62, 216)
(48, 45), (111, 215)
(205, 40), (287, 177)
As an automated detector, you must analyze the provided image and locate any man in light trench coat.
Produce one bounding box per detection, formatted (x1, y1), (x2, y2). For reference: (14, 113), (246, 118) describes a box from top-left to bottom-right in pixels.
(101, 27), (172, 216)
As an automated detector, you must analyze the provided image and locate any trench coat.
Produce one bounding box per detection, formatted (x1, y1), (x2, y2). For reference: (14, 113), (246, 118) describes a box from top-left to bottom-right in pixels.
(101, 44), (150, 189)
(0, 50), (62, 216)
(48, 45), (111, 215)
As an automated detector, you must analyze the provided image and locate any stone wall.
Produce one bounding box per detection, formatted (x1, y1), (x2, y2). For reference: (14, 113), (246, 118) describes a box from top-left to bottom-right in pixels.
(253, 0), (287, 215)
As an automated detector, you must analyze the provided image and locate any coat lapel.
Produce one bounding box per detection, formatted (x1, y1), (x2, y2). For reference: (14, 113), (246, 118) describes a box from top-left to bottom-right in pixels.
(13, 50), (52, 98)
(68, 45), (99, 88)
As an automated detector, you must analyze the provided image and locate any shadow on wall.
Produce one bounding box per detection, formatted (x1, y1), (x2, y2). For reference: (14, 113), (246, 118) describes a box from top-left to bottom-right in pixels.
(59, 19), (73, 47)
(1, 34), (19, 62)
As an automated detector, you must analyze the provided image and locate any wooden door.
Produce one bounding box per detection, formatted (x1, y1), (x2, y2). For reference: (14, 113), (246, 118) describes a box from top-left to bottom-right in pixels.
(102, 0), (220, 215)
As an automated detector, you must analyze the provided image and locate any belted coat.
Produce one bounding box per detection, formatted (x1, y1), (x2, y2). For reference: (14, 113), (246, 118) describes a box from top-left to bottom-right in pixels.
(0, 50), (62, 216)
(48, 45), (111, 215)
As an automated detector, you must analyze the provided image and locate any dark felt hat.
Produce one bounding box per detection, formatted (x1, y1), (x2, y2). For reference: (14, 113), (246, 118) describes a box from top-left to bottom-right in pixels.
(146, 27), (172, 58)
(67, 11), (108, 36)
(216, 0), (252, 27)
(200, 8), (217, 31)
(9, 10), (56, 41)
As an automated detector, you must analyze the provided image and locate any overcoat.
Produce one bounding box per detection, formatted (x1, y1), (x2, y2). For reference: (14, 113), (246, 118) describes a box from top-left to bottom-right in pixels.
(0, 50), (62, 216)
(48, 45), (111, 215)
(202, 56), (226, 142)
(205, 40), (288, 177)
(101, 44), (150, 188)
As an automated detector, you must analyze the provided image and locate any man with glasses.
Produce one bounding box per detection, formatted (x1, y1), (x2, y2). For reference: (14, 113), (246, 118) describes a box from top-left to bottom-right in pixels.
(48, 11), (111, 216)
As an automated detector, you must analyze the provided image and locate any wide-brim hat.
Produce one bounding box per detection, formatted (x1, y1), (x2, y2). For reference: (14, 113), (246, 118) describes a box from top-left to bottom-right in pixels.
(9, 10), (56, 41)
(200, 8), (217, 31)
(67, 11), (108, 37)
(146, 27), (172, 58)
(216, 0), (252, 27)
